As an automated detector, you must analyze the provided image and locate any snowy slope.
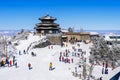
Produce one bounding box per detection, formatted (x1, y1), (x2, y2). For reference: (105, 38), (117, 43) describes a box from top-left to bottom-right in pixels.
(0, 33), (82, 80)
(0, 46), (79, 80)
(0, 33), (118, 80)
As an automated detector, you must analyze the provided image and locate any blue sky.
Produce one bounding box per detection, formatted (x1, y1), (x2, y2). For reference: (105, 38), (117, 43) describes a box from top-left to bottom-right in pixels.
(0, 0), (120, 30)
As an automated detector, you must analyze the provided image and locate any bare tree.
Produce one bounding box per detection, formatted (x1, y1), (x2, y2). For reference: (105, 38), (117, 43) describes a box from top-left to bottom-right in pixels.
(68, 27), (74, 33)
(80, 27), (84, 32)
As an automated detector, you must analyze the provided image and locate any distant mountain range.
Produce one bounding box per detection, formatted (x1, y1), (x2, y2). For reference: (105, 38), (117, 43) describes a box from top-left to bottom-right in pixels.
(76, 30), (120, 35)
(0, 30), (120, 36)
(0, 30), (19, 36)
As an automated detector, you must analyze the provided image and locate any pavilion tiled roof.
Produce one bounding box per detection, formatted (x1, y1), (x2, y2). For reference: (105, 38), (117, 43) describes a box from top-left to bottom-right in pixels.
(39, 14), (56, 20)
(36, 23), (59, 27)
(34, 27), (60, 30)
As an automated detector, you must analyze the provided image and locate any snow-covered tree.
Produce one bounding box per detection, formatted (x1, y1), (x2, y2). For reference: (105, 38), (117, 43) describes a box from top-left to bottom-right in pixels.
(90, 36), (120, 67)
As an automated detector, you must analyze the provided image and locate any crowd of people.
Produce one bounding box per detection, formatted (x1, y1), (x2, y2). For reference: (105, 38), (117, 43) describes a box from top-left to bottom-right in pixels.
(102, 61), (109, 74)
(0, 56), (17, 68)
(57, 43), (89, 79)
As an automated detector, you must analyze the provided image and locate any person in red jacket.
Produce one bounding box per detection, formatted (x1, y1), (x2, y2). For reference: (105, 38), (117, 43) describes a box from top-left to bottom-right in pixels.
(68, 58), (70, 64)
(62, 56), (64, 62)
(105, 61), (108, 68)
(10, 60), (12, 67)
(28, 63), (31, 70)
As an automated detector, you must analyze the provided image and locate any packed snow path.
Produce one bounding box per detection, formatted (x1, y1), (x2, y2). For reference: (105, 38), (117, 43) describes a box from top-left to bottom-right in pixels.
(0, 45), (82, 80)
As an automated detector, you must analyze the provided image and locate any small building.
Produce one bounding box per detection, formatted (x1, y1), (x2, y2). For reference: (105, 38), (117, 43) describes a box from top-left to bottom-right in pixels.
(103, 33), (120, 44)
(62, 32), (90, 42)
(34, 14), (61, 35)
(90, 32), (99, 40)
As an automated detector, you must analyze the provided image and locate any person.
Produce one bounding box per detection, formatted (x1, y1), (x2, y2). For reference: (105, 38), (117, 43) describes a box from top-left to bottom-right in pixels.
(28, 63), (31, 70)
(75, 53), (76, 57)
(49, 62), (53, 70)
(77, 53), (80, 57)
(72, 52), (74, 56)
(13, 56), (15, 60)
(100, 77), (102, 80)
(66, 52), (68, 57)
(103, 61), (104, 67)
(79, 64), (81, 68)
(31, 52), (36, 56)
(60, 52), (62, 57)
(48, 45), (50, 49)
(66, 43), (68, 47)
(1, 60), (4, 67)
(6, 58), (9, 67)
(23, 50), (26, 54)
(59, 56), (61, 62)
(71, 58), (73, 63)
(19, 50), (21, 55)
(63, 52), (65, 56)
(62, 56), (64, 62)
(68, 49), (70, 53)
(102, 67), (104, 74)
(84, 58), (86, 63)
(10, 60), (12, 67)
(75, 67), (77, 73)
(105, 61), (108, 68)
(3, 60), (6, 67)
(66, 58), (68, 63)
(51, 45), (53, 49)
(14, 61), (17, 68)
(68, 58), (70, 64)
(25, 36), (27, 40)
(13, 56), (15, 65)
(105, 68), (108, 74)
(61, 42), (64, 47)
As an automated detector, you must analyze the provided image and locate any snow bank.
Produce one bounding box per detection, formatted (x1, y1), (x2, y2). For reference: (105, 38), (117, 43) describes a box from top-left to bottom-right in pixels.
(15, 33), (45, 52)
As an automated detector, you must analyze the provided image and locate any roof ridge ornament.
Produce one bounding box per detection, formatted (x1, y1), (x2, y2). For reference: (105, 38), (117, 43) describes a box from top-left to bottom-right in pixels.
(46, 14), (49, 16)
